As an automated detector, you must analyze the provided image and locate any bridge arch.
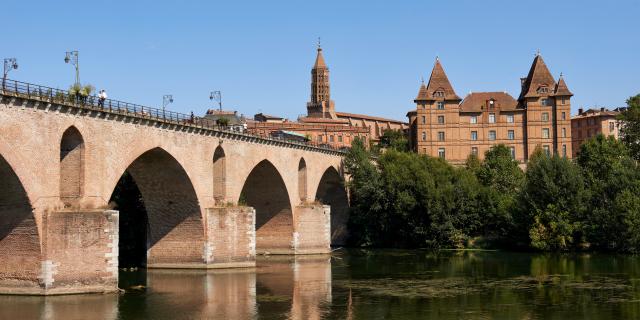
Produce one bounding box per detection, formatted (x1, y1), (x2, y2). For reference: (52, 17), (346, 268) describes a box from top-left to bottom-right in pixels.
(298, 158), (307, 202)
(108, 147), (205, 267)
(315, 166), (349, 245)
(0, 154), (41, 289)
(59, 126), (85, 206)
(213, 145), (226, 204)
(240, 159), (293, 254)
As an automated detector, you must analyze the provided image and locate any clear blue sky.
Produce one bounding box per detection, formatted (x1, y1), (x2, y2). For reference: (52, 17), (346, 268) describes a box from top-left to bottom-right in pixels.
(2, 0), (638, 121)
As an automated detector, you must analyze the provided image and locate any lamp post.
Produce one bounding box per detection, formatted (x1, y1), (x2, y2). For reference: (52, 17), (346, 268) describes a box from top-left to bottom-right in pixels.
(162, 94), (173, 112)
(64, 51), (79, 86)
(2, 58), (18, 90)
(210, 91), (222, 111)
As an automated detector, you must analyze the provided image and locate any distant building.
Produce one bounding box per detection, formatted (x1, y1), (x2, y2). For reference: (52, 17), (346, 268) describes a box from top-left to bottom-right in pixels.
(204, 109), (247, 132)
(246, 44), (407, 148)
(407, 54), (573, 164)
(254, 113), (285, 123)
(571, 107), (622, 157)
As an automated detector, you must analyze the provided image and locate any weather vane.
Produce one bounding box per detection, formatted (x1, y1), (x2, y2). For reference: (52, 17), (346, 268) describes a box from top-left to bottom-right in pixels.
(317, 37), (321, 49)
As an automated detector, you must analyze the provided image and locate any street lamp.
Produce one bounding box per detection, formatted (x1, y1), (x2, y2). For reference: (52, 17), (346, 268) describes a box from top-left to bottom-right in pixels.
(162, 94), (173, 111)
(64, 51), (79, 86)
(2, 58), (18, 89)
(210, 91), (222, 111)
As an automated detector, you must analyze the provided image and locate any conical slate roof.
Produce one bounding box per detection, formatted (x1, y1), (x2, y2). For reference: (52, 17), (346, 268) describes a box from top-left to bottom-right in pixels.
(415, 58), (460, 101)
(314, 48), (327, 68)
(519, 54), (557, 100)
(553, 75), (573, 97)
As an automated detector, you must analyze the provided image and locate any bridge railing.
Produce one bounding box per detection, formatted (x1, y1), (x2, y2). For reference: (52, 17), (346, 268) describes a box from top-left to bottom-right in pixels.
(0, 78), (347, 153)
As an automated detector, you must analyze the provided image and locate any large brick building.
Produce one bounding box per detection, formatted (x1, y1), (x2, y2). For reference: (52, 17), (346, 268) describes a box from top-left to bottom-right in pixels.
(248, 44), (407, 148)
(407, 54), (573, 164)
(571, 107), (622, 157)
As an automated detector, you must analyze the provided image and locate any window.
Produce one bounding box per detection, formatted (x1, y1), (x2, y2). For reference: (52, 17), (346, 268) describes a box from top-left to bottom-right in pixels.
(422, 147), (427, 154)
(510, 147), (516, 159)
(471, 131), (478, 141)
(489, 130), (496, 140)
(437, 102), (445, 110)
(470, 116), (478, 124)
(438, 116), (445, 124)
(422, 131), (427, 141)
(538, 86), (549, 94)
(562, 97), (566, 105)
(338, 135), (343, 142)
(506, 114), (514, 123)
(421, 116), (426, 124)
(542, 128), (550, 139)
(489, 113), (496, 123)
(543, 145), (550, 156)
(561, 112), (566, 120)
(542, 112), (549, 122)
(434, 91), (444, 98)
(438, 131), (445, 141)
(317, 135), (323, 142)
(562, 144), (567, 157)
(541, 98), (549, 106)
(562, 128), (566, 138)
(508, 130), (515, 140)
(609, 121), (615, 132)
(438, 148), (446, 159)
(471, 147), (478, 155)
(329, 135), (334, 142)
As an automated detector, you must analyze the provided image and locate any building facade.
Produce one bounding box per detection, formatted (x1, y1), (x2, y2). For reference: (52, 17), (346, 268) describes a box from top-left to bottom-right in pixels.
(247, 44), (407, 148)
(571, 107), (622, 157)
(408, 55), (573, 164)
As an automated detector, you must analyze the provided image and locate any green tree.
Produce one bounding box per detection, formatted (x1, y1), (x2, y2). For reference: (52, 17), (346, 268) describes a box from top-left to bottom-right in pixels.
(378, 130), (409, 152)
(477, 144), (524, 194)
(618, 94), (640, 160)
(519, 150), (587, 250)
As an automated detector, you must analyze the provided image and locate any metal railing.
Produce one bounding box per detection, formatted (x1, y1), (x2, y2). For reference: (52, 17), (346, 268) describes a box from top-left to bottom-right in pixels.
(0, 78), (346, 154)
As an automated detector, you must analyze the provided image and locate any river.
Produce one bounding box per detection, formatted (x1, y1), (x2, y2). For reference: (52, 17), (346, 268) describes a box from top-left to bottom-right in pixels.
(2, 249), (640, 319)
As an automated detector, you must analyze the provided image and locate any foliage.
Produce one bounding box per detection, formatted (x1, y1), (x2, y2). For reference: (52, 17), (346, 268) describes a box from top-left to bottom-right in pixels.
(378, 130), (409, 152)
(216, 117), (230, 127)
(347, 132), (640, 253)
(618, 94), (640, 160)
(68, 83), (94, 98)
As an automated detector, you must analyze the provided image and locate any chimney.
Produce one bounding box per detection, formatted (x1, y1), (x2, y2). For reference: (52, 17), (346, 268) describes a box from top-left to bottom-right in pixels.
(520, 77), (527, 88)
(578, 108), (583, 115)
(600, 107), (605, 112)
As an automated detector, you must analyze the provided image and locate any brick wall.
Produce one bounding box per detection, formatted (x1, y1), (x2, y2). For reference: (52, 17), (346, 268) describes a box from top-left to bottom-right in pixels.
(0, 155), (41, 293)
(293, 205), (331, 254)
(315, 168), (349, 246)
(127, 148), (206, 266)
(205, 206), (255, 267)
(41, 209), (119, 295)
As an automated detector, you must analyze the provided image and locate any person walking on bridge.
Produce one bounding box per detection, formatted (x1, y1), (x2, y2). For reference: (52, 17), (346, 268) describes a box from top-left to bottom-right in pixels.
(98, 89), (107, 107)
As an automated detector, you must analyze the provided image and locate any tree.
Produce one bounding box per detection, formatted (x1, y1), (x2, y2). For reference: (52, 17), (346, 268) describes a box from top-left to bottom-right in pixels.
(378, 130), (409, 152)
(476, 145), (524, 195)
(519, 150), (587, 250)
(618, 94), (640, 160)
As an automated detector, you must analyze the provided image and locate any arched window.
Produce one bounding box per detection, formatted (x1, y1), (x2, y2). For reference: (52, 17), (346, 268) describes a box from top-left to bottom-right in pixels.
(213, 146), (226, 203)
(298, 158), (307, 202)
(60, 126), (85, 205)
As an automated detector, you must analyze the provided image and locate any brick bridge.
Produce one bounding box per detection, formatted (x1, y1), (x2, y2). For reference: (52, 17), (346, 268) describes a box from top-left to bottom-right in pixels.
(0, 80), (349, 295)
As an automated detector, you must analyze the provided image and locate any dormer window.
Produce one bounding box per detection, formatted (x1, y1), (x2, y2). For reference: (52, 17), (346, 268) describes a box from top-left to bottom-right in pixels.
(537, 86), (550, 94)
(433, 90), (445, 98)
(489, 99), (495, 109)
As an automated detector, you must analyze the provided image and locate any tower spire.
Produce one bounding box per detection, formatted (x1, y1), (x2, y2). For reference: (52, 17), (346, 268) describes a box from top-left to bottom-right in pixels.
(307, 41), (335, 118)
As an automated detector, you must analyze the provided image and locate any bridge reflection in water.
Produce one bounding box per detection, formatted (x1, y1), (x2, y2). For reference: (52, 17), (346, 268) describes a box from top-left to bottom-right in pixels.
(0, 255), (332, 319)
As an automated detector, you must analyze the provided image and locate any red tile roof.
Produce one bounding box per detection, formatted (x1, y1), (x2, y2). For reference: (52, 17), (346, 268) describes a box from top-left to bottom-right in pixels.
(415, 58), (461, 102)
(519, 55), (557, 100)
(459, 92), (519, 112)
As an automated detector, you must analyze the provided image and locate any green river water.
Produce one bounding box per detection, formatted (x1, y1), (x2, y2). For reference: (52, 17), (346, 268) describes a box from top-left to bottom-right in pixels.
(2, 249), (640, 319)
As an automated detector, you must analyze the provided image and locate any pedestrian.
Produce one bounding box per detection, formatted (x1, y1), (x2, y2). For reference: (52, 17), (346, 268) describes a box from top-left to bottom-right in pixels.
(98, 89), (107, 107)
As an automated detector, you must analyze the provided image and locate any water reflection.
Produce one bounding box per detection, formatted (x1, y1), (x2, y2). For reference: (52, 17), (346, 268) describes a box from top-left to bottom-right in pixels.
(4, 251), (640, 319)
